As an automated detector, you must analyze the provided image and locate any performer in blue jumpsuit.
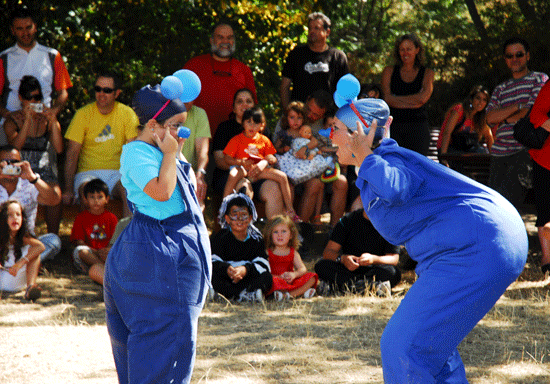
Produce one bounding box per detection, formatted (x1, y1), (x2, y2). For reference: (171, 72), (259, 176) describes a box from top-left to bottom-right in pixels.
(103, 84), (211, 384)
(330, 98), (527, 383)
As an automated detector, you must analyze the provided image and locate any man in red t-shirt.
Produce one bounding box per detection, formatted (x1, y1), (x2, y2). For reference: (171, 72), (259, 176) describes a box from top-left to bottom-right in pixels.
(184, 22), (257, 137)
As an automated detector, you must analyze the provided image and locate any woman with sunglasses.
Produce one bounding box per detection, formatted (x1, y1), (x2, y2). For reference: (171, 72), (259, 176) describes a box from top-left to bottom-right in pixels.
(2, 75), (63, 233)
(331, 98), (527, 383)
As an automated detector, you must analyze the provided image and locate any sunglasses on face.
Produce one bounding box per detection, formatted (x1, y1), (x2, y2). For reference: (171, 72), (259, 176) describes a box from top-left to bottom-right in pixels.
(94, 86), (115, 94)
(1, 159), (20, 164)
(22, 92), (42, 101)
(505, 52), (525, 59)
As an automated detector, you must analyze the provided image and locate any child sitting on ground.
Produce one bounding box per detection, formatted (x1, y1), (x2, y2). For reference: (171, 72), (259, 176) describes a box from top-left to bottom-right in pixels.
(263, 215), (318, 300)
(0, 200), (45, 301)
(210, 193), (273, 302)
(223, 107), (300, 221)
(70, 178), (118, 285)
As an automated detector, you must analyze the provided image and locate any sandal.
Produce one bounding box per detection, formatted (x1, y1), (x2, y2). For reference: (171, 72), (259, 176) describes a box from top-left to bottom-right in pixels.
(287, 210), (302, 223)
(25, 284), (42, 301)
(312, 215), (322, 226)
(303, 288), (316, 299)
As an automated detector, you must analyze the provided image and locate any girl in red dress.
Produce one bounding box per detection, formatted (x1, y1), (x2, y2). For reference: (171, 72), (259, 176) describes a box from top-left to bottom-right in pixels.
(263, 215), (318, 300)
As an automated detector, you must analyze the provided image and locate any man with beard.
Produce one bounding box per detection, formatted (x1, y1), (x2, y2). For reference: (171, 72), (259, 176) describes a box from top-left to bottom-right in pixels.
(184, 22), (257, 137)
(280, 12), (348, 111)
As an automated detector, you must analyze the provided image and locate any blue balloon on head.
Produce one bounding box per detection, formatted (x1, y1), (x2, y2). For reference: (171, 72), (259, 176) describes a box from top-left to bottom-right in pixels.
(336, 74), (361, 101)
(160, 76), (184, 100)
(173, 69), (202, 102)
(177, 126), (191, 139)
(333, 91), (348, 108)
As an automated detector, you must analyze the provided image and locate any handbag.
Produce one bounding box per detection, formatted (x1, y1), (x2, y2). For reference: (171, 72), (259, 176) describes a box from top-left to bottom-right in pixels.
(513, 108), (550, 149)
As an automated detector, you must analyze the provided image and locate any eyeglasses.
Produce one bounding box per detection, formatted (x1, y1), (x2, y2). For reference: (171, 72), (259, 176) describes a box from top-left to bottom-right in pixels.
(228, 214), (250, 222)
(22, 92), (42, 101)
(94, 86), (115, 94)
(505, 52), (525, 59)
(1, 159), (20, 164)
(213, 70), (232, 77)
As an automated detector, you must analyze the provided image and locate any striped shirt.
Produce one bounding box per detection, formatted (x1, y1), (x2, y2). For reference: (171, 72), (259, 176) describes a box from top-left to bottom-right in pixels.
(486, 71), (548, 156)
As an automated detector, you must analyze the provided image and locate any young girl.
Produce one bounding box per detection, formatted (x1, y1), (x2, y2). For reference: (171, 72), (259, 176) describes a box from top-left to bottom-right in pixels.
(263, 215), (318, 300)
(103, 83), (211, 384)
(223, 107), (300, 221)
(0, 200), (45, 301)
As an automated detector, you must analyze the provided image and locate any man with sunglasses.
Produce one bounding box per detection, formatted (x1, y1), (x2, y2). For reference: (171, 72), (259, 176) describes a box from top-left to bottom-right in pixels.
(0, 7), (72, 144)
(486, 37), (548, 210)
(184, 22), (257, 137)
(63, 70), (138, 216)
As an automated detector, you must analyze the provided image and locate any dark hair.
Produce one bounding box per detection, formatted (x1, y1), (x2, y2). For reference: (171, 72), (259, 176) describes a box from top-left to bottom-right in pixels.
(224, 196), (251, 216)
(393, 33), (425, 68)
(306, 89), (334, 111)
(96, 68), (122, 90)
(0, 144), (19, 155)
(18, 75), (42, 99)
(10, 7), (36, 26)
(0, 200), (31, 264)
(232, 88), (254, 109)
(282, 101), (305, 131)
(83, 178), (109, 198)
(308, 12), (331, 30)
(503, 37), (530, 55)
(242, 106), (265, 125)
(463, 85), (490, 137)
(360, 83), (383, 99)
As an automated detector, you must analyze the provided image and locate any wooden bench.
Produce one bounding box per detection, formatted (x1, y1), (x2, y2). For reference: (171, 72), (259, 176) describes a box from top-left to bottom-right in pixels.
(438, 153), (491, 186)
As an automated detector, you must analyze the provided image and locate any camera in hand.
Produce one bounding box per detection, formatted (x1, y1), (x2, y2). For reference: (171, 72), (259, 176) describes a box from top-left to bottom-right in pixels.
(30, 103), (43, 113)
(1, 164), (21, 175)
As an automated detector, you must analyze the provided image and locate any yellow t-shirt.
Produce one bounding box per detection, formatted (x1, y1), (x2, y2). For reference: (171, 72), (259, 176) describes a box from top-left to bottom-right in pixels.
(65, 101), (139, 172)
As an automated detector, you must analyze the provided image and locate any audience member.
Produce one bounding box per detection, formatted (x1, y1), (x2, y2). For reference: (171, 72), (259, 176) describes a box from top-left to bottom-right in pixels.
(264, 215), (318, 300)
(438, 85), (493, 156)
(222, 107), (299, 221)
(70, 178), (118, 285)
(280, 12), (349, 111)
(63, 70), (139, 216)
(315, 209), (400, 296)
(212, 88), (286, 219)
(184, 22), (257, 137)
(359, 83), (383, 99)
(210, 193), (272, 302)
(3, 75), (63, 233)
(0, 145), (61, 262)
(381, 33), (434, 156)
(486, 37), (548, 209)
(0, 199), (44, 300)
(181, 100), (210, 209)
(526, 80), (550, 275)
(0, 7), (72, 144)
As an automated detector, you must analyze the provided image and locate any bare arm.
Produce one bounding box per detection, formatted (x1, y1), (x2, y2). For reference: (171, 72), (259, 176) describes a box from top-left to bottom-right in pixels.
(214, 150), (230, 170)
(63, 140), (81, 204)
(280, 77), (292, 112)
(51, 89), (69, 117)
(486, 102), (528, 126)
(18, 160), (61, 205)
(381, 66), (434, 109)
(440, 109), (461, 154)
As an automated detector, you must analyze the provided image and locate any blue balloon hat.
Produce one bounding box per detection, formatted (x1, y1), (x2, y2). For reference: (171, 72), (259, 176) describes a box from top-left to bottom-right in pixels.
(335, 98), (390, 141)
(132, 84), (186, 125)
(336, 73), (361, 101)
(172, 69), (201, 103)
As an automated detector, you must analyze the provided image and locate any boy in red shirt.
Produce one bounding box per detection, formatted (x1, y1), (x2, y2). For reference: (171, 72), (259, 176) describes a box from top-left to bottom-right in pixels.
(70, 178), (118, 284)
(223, 107), (299, 221)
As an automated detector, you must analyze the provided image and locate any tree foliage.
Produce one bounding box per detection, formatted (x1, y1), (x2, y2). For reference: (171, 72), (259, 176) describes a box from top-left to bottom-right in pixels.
(1, 0), (549, 128)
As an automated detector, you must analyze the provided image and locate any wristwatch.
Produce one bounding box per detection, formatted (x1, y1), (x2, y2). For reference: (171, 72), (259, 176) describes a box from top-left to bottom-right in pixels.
(30, 174), (41, 184)
(336, 255), (342, 264)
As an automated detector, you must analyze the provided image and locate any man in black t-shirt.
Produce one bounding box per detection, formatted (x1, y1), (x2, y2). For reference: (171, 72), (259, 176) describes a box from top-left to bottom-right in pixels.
(280, 12), (349, 111)
(315, 209), (401, 296)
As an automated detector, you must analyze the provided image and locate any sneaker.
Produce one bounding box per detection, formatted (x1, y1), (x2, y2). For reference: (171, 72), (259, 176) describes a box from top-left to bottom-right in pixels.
(238, 288), (263, 303)
(273, 290), (292, 301)
(317, 281), (332, 296)
(375, 281), (391, 298)
(303, 288), (316, 299)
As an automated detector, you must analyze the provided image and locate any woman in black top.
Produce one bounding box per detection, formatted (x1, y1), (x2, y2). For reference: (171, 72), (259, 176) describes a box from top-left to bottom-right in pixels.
(381, 33), (434, 156)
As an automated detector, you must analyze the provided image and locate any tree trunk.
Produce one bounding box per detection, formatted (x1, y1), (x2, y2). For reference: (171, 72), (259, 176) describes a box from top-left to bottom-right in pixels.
(464, 0), (490, 47)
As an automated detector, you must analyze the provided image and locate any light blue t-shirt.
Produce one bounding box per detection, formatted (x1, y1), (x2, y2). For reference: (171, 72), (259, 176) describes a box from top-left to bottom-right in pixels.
(120, 141), (185, 220)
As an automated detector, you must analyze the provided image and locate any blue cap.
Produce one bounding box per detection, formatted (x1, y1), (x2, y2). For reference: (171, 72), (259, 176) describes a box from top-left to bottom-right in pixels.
(132, 84), (186, 125)
(335, 98), (390, 141)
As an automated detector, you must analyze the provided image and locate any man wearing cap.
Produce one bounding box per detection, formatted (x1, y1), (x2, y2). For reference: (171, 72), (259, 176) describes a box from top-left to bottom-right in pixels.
(331, 96), (527, 383)
(280, 12), (349, 112)
(63, 70), (138, 216)
(184, 22), (257, 136)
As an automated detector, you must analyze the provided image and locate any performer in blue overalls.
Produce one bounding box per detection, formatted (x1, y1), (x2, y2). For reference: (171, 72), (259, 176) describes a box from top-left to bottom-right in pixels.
(103, 83), (211, 384)
(330, 97), (527, 383)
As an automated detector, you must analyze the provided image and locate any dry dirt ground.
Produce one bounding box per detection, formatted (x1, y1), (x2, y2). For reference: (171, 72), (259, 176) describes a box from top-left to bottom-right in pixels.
(0, 212), (549, 384)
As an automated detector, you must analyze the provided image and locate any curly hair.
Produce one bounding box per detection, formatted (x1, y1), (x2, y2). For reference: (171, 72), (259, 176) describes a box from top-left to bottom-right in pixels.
(263, 215), (301, 251)
(281, 101), (306, 131)
(0, 200), (31, 264)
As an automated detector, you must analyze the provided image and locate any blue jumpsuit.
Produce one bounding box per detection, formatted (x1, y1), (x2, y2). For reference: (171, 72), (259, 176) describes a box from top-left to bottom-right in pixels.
(104, 142), (211, 384)
(356, 139), (527, 383)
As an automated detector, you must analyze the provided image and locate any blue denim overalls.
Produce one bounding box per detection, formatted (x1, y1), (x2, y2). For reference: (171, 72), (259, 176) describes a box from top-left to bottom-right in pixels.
(104, 157), (211, 384)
